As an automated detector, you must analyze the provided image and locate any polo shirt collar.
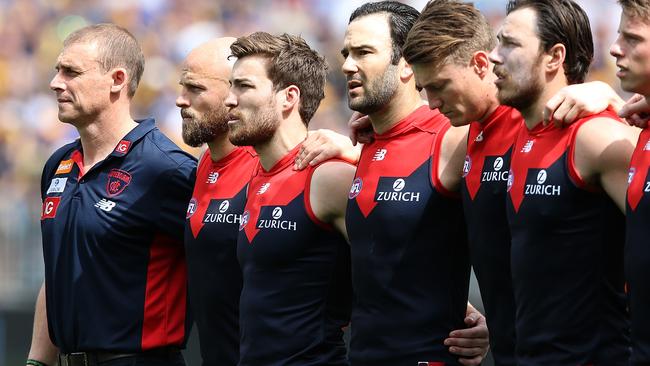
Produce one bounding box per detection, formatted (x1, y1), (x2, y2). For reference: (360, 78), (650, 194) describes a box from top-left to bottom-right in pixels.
(108, 118), (157, 158)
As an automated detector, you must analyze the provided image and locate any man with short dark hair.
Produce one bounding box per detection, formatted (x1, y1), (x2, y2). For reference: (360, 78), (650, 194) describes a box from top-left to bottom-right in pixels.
(225, 32), (355, 366)
(342, 2), (487, 365)
(28, 23), (196, 366)
(489, 1), (638, 364)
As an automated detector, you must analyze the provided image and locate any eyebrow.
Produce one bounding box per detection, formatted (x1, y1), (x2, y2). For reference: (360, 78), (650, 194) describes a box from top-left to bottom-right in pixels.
(340, 45), (376, 56)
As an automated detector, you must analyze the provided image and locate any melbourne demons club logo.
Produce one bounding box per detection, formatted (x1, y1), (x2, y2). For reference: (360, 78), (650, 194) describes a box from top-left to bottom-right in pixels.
(106, 169), (132, 197)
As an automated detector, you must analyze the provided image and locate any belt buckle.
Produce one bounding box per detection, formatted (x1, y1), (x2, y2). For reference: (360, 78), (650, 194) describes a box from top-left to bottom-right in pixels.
(60, 352), (90, 366)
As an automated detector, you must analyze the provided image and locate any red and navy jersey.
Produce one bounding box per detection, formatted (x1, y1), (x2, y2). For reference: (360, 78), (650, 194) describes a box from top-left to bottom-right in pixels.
(39, 118), (196, 353)
(626, 127), (650, 364)
(184, 147), (257, 366)
(461, 105), (521, 366)
(506, 111), (629, 365)
(237, 146), (352, 366)
(346, 106), (470, 366)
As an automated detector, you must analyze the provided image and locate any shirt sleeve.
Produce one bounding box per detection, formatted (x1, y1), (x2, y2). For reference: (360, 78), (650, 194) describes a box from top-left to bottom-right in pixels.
(155, 158), (196, 241)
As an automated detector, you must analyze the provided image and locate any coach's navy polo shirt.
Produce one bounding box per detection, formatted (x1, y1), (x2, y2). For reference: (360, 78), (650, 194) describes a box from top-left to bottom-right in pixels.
(40, 118), (196, 353)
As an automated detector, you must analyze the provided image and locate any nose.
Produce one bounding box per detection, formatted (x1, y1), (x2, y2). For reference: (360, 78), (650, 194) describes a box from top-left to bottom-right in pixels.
(176, 90), (189, 108)
(425, 92), (442, 110)
(609, 36), (623, 58)
(224, 90), (237, 109)
(488, 45), (502, 65)
(341, 55), (358, 76)
(50, 72), (65, 92)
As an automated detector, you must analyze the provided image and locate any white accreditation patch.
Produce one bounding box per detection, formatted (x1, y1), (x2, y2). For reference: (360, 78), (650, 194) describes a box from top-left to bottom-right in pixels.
(46, 177), (68, 194)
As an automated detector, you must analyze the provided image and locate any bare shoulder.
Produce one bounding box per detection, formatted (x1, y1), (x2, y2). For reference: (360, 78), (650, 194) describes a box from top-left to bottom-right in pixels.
(439, 124), (469, 191)
(309, 161), (356, 224)
(576, 116), (640, 156)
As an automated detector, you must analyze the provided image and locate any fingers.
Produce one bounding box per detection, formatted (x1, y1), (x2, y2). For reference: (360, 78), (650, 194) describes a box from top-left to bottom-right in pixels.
(349, 114), (372, 146)
(543, 93), (565, 125)
(619, 94), (645, 118)
(458, 355), (484, 366)
(626, 113), (650, 128)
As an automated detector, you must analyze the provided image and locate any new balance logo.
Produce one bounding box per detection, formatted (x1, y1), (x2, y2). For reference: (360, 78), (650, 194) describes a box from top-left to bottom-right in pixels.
(644, 140), (650, 151)
(257, 183), (271, 195)
(475, 131), (484, 142)
(521, 140), (534, 153)
(373, 149), (387, 161)
(206, 172), (219, 184)
(95, 198), (116, 212)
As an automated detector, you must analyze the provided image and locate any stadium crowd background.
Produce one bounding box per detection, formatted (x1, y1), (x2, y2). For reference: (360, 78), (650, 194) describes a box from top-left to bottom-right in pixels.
(0, 0), (627, 364)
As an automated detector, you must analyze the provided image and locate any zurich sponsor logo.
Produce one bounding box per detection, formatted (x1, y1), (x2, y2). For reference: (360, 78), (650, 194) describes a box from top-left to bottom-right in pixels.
(462, 155), (472, 177)
(239, 211), (250, 231)
(272, 207), (283, 219)
(219, 200), (230, 213)
(47, 177), (67, 194)
(186, 198), (198, 218)
(393, 178), (406, 192)
(507, 169), (514, 192)
(493, 157), (504, 171)
(628, 167), (636, 185)
(349, 178), (362, 199)
(95, 198), (116, 212)
(536, 169), (547, 184)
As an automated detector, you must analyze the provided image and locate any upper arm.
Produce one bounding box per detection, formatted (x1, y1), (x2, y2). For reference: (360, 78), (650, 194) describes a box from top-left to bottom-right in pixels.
(574, 118), (640, 211)
(438, 124), (469, 192)
(309, 161), (356, 240)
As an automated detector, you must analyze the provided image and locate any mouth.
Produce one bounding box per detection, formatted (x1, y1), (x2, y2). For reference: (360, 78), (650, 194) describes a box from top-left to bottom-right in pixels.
(616, 64), (628, 78)
(227, 113), (241, 125)
(347, 79), (363, 93)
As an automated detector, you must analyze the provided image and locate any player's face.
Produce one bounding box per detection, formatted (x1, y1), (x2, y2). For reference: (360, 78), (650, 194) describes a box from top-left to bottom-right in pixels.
(225, 56), (281, 147)
(176, 57), (230, 147)
(489, 7), (545, 112)
(610, 12), (650, 97)
(413, 61), (489, 127)
(50, 42), (114, 126)
(341, 13), (400, 114)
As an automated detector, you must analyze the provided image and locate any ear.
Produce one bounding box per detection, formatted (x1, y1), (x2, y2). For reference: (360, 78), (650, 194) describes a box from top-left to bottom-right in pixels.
(109, 68), (129, 94)
(470, 51), (490, 79)
(281, 85), (301, 112)
(400, 59), (414, 81)
(545, 43), (566, 73)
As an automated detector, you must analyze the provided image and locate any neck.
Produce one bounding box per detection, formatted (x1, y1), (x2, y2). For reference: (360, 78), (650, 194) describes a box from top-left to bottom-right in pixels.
(477, 75), (502, 124)
(521, 76), (568, 130)
(77, 105), (137, 169)
(368, 86), (425, 134)
(255, 116), (307, 171)
(206, 133), (237, 162)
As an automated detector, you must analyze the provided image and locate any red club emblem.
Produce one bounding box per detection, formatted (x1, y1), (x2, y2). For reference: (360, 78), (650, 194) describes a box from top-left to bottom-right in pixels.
(106, 169), (132, 197)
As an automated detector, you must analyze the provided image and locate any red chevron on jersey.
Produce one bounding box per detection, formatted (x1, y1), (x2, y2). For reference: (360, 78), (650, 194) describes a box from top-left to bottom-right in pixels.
(352, 106), (448, 218)
(464, 106), (522, 199)
(188, 147), (257, 238)
(240, 145), (313, 243)
(627, 128), (650, 211)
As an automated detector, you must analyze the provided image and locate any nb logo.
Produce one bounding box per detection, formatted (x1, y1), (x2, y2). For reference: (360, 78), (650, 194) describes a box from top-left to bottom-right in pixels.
(393, 178), (406, 192)
(493, 157), (504, 171)
(645, 140), (650, 151)
(536, 170), (547, 184)
(257, 183), (271, 195)
(95, 198), (116, 212)
(373, 149), (387, 161)
(474, 131), (484, 142)
(207, 172), (219, 184)
(272, 207), (283, 219)
(219, 200), (230, 213)
(521, 140), (534, 153)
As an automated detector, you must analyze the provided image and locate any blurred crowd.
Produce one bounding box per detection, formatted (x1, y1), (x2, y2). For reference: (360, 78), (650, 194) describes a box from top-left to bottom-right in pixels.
(0, 0), (626, 309)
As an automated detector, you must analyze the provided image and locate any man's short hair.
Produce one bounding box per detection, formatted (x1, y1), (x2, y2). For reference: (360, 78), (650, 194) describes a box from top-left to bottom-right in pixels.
(618, 0), (650, 19)
(507, 0), (593, 84)
(64, 23), (144, 98)
(229, 32), (327, 126)
(349, 1), (420, 65)
(403, 0), (496, 71)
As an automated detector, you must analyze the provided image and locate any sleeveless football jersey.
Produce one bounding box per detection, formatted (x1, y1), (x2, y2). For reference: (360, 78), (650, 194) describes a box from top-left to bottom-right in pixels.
(507, 110), (629, 365)
(237, 145), (352, 366)
(626, 127), (650, 365)
(461, 105), (521, 366)
(346, 106), (470, 366)
(184, 147), (257, 366)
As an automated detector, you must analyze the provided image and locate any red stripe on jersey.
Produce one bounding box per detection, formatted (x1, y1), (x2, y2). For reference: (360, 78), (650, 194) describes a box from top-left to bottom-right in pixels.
(141, 232), (187, 350)
(628, 128), (650, 211)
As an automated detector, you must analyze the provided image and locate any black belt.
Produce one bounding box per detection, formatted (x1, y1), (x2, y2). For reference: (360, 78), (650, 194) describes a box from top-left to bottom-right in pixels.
(59, 347), (180, 366)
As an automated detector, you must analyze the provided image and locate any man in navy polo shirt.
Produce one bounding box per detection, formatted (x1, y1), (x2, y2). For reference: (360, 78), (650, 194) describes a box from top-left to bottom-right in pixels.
(27, 23), (195, 366)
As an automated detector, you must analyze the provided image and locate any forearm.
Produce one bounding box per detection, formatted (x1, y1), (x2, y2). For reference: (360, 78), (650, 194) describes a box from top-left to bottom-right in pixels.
(27, 283), (58, 366)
